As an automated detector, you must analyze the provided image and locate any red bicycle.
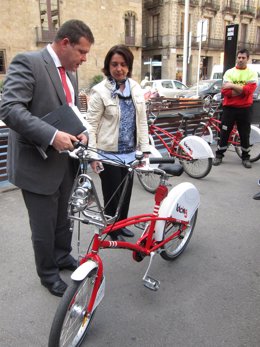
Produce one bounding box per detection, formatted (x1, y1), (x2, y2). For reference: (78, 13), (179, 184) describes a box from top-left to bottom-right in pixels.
(48, 144), (200, 347)
(136, 102), (214, 193)
(194, 96), (260, 162)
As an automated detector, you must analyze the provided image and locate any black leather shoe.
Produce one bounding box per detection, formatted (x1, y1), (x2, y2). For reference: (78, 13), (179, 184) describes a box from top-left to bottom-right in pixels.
(253, 192), (260, 200)
(59, 258), (78, 271)
(213, 157), (222, 166)
(41, 279), (68, 297)
(110, 232), (125, 241)
(120, 227), (134, 237)
(242, 160), (252, 169)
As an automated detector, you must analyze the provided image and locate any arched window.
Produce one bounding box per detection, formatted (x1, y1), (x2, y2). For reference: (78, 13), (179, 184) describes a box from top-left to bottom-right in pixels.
(125, 11), (136, 45)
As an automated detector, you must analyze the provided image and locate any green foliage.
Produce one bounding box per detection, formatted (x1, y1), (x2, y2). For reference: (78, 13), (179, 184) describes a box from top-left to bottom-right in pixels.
(0, 79), (4, 92)
(90, 75), (103, 88)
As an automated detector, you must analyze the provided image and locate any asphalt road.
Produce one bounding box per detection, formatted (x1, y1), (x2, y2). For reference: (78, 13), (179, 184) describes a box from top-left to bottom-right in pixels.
(1, 147), (260, 347)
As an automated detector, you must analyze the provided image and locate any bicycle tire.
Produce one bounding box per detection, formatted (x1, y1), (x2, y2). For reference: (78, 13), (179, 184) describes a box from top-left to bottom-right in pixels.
(234, 133), (260, 162)
(178, 148), (213, 179)
(194, 122), (213, 144)
(136, 145), (162, 194)
(48, 269), (99, 347)
(160, 210), (198, 261)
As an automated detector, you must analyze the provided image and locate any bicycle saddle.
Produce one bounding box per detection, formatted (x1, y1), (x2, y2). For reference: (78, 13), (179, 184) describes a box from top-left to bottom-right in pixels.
(158, 163), (184, 176)
(178, 112), (196, 120)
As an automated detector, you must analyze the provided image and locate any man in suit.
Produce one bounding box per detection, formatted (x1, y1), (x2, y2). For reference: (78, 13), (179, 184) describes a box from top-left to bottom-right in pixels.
(0, 20), (94, 296)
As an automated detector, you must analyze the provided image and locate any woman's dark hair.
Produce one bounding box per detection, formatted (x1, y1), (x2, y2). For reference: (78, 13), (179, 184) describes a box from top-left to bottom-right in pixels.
(54, 19), (94, 45)
(102, 45), (134, 78)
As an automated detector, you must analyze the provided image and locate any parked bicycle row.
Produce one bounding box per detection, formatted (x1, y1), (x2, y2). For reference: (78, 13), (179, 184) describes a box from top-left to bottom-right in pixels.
(139, 96), (260, 193)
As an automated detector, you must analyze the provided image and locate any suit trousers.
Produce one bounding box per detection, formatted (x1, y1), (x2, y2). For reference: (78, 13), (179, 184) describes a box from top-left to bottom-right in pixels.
(22, 159), (77, 283)
(99, 163), (134, 222)
(216, 106), (252, 160)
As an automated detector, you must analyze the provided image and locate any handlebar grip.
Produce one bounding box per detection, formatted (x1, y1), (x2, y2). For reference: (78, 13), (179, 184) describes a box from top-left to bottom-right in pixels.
(149, 157), (175, 164)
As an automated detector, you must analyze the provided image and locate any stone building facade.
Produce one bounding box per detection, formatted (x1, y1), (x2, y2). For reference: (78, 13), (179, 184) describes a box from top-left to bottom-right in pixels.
(0, 0), (143, 90)
(142, 0), (260, 85)
(1, 0), (260, 90)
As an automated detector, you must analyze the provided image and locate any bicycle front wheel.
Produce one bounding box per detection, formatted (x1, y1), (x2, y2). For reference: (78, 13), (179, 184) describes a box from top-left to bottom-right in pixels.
(160, 210), (198, 261)
(48, 269), (99, 347)
(137, 145), (162, 194)
(178, 148), (213, 179)
(194, 123), (213, 144)
(234, 133), (260, 162)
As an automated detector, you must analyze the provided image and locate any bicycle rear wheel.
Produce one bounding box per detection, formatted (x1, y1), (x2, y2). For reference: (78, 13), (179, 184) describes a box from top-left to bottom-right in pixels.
(234, 133), (260, 162)
(48, 269), (99, 347)
(178, 148), (213, 179)
(160, 210), (198, 261)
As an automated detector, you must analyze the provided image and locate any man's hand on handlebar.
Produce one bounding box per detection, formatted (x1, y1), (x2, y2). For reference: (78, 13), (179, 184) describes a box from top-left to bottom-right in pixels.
(52, 131), (88, 152)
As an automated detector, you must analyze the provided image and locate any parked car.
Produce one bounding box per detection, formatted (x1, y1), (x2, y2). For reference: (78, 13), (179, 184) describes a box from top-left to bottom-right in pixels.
(178, 79), (223, 99)
(143, 79), (188, 98)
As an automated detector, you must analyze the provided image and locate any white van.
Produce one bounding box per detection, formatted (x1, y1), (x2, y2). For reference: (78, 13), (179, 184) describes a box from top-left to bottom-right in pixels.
(211, 64), (260, 79)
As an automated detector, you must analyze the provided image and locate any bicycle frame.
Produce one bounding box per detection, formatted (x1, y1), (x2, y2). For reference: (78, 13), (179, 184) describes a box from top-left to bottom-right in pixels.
(149, 123), (188, 159)
(201, 111), (242, 146)
(68, 151), (198, 315)
(48, 146), (200, 346)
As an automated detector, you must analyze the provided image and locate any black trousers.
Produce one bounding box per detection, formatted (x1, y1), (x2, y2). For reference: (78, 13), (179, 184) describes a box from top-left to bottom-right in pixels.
(22, 161), (77, 284)
(99, 163), (134, 222)
(216, 106), (252, 160)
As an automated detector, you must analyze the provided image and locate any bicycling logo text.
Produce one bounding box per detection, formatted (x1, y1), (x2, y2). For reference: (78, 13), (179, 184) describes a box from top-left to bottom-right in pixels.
(183, 141), (193, 155)
(176, 203), (188, 218)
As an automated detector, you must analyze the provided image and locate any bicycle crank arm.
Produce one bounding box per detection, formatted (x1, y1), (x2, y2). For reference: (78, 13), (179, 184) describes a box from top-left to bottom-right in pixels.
(142, 252), (160, 291)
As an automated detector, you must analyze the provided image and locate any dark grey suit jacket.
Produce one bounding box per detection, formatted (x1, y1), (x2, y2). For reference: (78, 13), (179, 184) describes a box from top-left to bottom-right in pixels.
(0, 48), (80, 194)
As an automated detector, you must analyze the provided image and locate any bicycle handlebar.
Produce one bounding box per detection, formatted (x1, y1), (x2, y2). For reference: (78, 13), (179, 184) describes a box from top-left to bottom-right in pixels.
(149, 157), (175, 164)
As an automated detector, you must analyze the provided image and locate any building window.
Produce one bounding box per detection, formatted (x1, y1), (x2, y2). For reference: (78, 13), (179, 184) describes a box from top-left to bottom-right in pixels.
(0, 50), (6, 74)
(240, 23), (248, 43)
(39, 0), (59, 41)
(152, 14), (160, 44)
(125, 11), (136, 46)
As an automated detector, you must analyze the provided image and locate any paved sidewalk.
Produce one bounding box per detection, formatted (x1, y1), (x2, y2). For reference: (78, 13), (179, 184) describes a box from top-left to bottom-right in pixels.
(0, 148), (260, 347)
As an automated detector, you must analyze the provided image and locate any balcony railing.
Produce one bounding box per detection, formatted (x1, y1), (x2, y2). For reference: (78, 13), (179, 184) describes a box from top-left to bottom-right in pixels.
(144, 0), (164, 9)
(143, 36), (163, 48)
(178, 0), (199, 7)
(240, 5), (255, 16)
(237, 41), (256, 52)
(176, 35), (224, 50)
(222, 2), (239, 15)
(35, 26), (57, 44)
(201, 0), (220, 11)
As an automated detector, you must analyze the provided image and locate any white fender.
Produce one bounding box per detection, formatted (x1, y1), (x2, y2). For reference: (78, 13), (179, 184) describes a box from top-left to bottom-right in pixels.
(198, 122), (214, 144)
(179, 135), (214, 159)
(71, 259), (97, 281)
(154, 182), (200, 241)
(71, 260), (105, 312)
(250, 125), (260, 144)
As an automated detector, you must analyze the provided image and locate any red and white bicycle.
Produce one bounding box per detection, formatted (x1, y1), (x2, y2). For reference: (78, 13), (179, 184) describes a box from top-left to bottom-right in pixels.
(48, 144), (200, 347)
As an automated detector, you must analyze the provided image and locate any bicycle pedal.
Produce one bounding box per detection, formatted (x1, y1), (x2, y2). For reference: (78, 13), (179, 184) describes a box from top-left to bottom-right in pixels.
(143, 275), (160, 291)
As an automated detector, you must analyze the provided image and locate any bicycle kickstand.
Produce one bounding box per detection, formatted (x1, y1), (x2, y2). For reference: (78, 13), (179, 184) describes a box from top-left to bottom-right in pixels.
(142, 252), (160, 291)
